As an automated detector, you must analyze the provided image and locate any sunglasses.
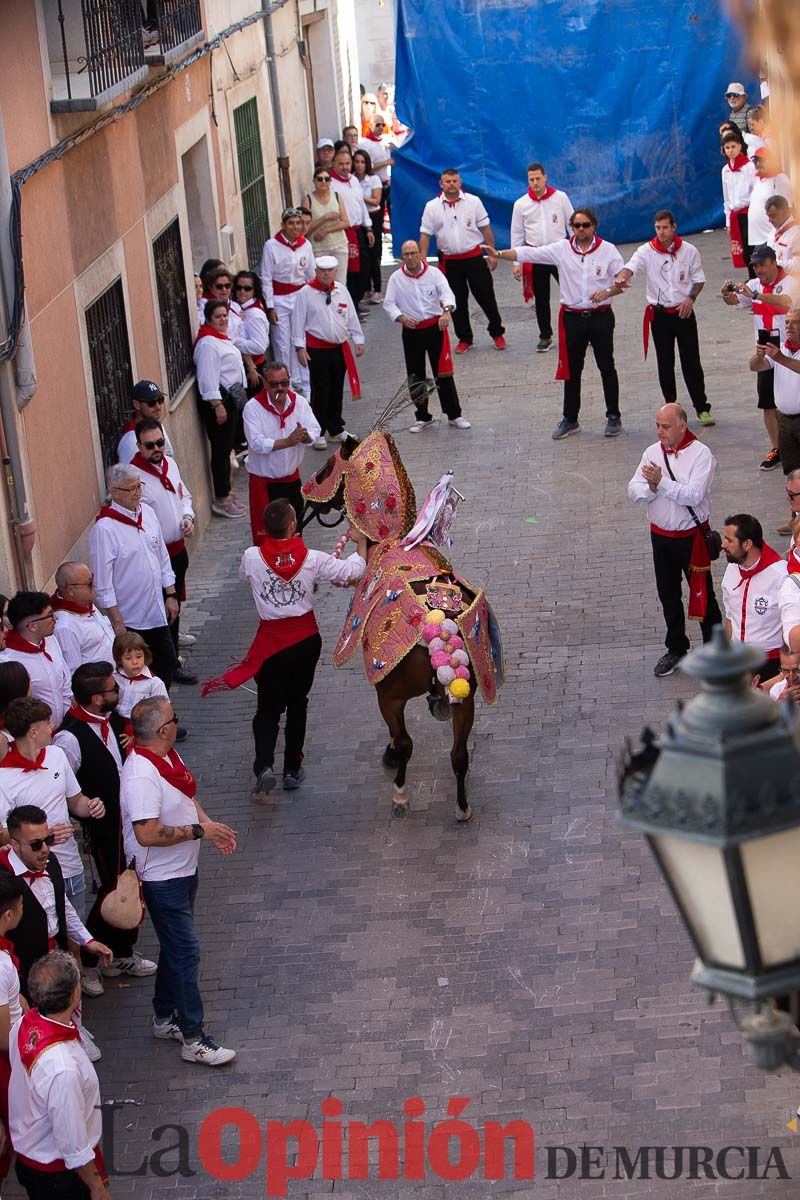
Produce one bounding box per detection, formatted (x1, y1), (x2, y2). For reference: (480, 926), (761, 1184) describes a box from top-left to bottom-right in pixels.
(787, 488), (800, 500)
(141, 438), (165, 449)
(235, 284), (254, 292)
(572, 221), (593, 229)
(214, 282), (232, 291)
(21, 834), (57, 851)
(29, 612), (56, 624)
(158, 715), (179, 732)
(315, 175), (331, 182)
(141, 398), (163, 406)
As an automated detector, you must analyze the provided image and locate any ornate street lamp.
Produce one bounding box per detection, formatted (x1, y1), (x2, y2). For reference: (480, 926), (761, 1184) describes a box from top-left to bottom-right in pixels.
(619, 627), (800, 1071)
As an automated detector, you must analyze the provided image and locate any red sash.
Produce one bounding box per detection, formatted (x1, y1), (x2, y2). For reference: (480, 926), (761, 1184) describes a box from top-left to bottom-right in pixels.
(201, 614), (319, 695)
(248, 476), (302, 544)
(120, 418), (136, 434)
(130, 453), (176, 494)
(729, 208), (748, 269)
(272, 280), (304, 296)
(555, 303), (611, 381)
(439, 245), (483, 263)
(413, 317), (454, 376)
(17, 1147), (107, 1182)
(306, 334), (362, 399)
(131, 746), (196, 799)
(522, 263), (535, 303)
(4, 630), (53, 663)
(345, 227), (361, 271)
(650, 523), (712, 620)
(642, 304), (681, 358)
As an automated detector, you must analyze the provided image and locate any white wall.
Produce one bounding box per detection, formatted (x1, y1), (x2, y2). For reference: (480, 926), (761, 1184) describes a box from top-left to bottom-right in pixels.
(354, 0), (395, 91)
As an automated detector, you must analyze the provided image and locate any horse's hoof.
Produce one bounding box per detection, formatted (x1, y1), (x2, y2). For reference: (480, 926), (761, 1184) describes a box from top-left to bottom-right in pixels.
(455, 803), (474, 824)
(392, 801), (409, 819)
(426, 693), (451, 722)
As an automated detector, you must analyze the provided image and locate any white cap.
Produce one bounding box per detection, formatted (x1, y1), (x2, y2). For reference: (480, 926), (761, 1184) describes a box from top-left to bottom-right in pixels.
(315, 256), (338, 270)
(726, 82), (746, 95)
(316, 137), (334, 149)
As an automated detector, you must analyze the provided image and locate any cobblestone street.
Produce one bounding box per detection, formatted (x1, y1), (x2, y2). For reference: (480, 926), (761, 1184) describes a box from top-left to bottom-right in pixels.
(16, 230), (800, 1199)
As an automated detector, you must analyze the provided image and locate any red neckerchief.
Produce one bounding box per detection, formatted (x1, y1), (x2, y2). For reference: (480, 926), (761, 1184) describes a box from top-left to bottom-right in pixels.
(527, 185), (556, 202)
(120, 418), (137, 434)
(4, 630), (53, 662)
(255, 388), (297, 429)
(274, 231), (307, 250)
(762, 268), (786, 294)
(568, 235), (603, 256)
(726, 154), (750, 172)
(193, 323), (230, 348)
(308, 278), (335, 295)
(401, 262), (428, 279)
(18, 1009), (80, 1073)
(0, 846), (45, 888)
(0, 745), (46, 772)
(663, 430), (698, 456)
(364, 131), (383, 143)
(120, 667), (152, 683)
(0, 935), (19, 970)
(260, 536), (309, 581)
(734, 543), (783, 586)
(785, 341), (800, 354)
(95, 505), (142, 531)
(439, 191), (462, 209)
(788, 546), (800, 574)
(241, 297), (268, 314)
(776, 218), (798, 239)
(67, 703), (110, 745)
(132, 746), (197, 799)
(330, 170), (351, 184)
(649, 235), (684, 256)
(130, 453), (176, 494)
(51, 592), (94, 617)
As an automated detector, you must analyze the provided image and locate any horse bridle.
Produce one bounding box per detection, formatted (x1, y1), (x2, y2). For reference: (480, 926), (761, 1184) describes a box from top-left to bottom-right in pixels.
(300, 501), (346, 530)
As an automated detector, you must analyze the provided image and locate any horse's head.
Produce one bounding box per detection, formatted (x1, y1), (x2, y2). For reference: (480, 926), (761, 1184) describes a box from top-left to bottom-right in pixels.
(302, 430), (417, 543)
(301, 436), (360, 527)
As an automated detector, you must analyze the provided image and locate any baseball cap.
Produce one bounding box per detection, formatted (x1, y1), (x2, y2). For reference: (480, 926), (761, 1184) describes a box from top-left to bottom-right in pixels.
(131, 380), (164, 404)
(726, 82), (746, 96)
(315, 256), (338, 270)
(750, 244), (777, 264)
(316, 137), (334, 149)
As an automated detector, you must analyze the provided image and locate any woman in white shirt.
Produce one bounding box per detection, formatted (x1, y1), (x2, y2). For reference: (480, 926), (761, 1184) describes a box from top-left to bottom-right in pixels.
(233, 271), (271, 384)
(353, 148), (384, 303)
(193, 300), (247, 519)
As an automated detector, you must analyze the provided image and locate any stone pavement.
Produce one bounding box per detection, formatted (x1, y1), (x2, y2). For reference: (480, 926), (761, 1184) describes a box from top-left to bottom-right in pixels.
(10, 230), (800, 1199)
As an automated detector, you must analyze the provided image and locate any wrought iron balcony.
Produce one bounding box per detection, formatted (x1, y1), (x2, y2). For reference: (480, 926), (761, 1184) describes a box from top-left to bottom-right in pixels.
(147, 0), (204, 66)
(46, 0), (148, 112)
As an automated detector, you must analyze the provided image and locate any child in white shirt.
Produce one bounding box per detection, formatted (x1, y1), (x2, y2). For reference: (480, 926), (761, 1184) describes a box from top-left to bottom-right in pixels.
(113, 632), (168, 720)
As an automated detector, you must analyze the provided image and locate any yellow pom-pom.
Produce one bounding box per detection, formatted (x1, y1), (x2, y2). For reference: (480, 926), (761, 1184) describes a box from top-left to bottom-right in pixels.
(428, 609), (446, 625)
(449, 678), (470, 699)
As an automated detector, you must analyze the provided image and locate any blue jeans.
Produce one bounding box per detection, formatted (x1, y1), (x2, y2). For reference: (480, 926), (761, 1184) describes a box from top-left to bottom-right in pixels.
(142, 872), (203, 1040)
(64, 871), (87, 923)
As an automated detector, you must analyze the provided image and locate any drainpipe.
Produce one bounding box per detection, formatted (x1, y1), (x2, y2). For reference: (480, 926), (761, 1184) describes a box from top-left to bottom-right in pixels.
(0, 105), (33, 589)
(262, 6), (292, 207)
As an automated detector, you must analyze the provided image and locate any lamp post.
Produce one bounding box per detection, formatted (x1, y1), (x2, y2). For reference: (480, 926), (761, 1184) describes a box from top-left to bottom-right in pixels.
(619, 627), (800, 1071)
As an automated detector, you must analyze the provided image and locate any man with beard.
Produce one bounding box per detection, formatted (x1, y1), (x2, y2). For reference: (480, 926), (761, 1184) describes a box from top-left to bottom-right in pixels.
(721, 513), (786, 681)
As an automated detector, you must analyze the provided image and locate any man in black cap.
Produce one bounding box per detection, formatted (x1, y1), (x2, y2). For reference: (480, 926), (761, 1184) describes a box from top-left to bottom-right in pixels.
(117, 381), (174, 464)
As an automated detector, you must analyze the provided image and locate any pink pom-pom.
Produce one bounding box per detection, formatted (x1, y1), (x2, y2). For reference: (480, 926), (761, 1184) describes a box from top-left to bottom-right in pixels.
(431, 651), (450, 669)
(451, 649), (469, 667)
(448, 635), (463, 650)
(455, 666), (470, 681)
(429, 637), (445, 653)
(441, 619), (459, 635)
(422, 623), (440, 642)
(436, 665), (456, 685)
(439, 629), (451, 642)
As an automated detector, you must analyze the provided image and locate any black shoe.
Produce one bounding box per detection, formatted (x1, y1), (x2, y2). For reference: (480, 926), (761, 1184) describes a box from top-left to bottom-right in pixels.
(654, 652), (684, 678)
(283, 768), (306, 791)
(536, 336), (552, 353)
(173, 666), (198, 685)
(552, 418), (580, 441)
(760, 448), (781, 471)
(255, 766), (276, 793)
(175, 725), (189, 742)
(604, 415), (623, 438)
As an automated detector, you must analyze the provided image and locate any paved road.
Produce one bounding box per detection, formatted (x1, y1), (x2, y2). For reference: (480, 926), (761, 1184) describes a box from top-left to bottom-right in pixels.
(11, 231), (800, 1199)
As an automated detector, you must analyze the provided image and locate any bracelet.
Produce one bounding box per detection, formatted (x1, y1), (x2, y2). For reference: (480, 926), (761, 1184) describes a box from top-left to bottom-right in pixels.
(165, 592), (177, 598)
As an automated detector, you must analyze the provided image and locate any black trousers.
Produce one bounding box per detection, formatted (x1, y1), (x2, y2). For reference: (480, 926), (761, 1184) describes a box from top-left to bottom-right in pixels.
(369, 209), (384, 293)
(650, 308), (709, 414)
(531, 263), (559, 339)
(16, 1159), (90, 1198)
(127, 623), (179, 691)
(346, 228), (371, 307)
(308, 346), (346, 436)
(198, 395), (236, 499)
(777, 411), (800, 475)
(756, 367), (776, 411)
(650, 531), (722, 656)
(81, 796), (139, 962)
(562, 308), (620, 421)
(267, 478), (304, 528)
(443, 256), (504, 344)
(168, 547), (189, 653)
(401, 325), (461, 419)
(253, 634), (322, 776)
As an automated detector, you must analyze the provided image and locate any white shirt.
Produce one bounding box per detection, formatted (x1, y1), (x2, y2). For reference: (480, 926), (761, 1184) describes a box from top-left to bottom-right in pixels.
(627, 437), (715, 531)
(0, 746), (83, 879)
(735, 272), (800, 341)
(358, 136), (392, 183)
(9, 1015), (101, 1169)
(359, 173), (382, 211)
(234, 297), (271, 358)
(89, 501), (175, 630)
(721, 159), (757, 223)
(331, 173), (371, 228)
(764, 343), (800, 416)
(113, 667), (168, 720)
(53, 707), (124, 775)
(768, 218), (800, 271)
(291, 282), (365, 348)
(52, 604), (115, 674)
(779, 572), (800, 643)
(259, 237), (316, 307)
(510, 188), (573, 248)
(770, 676), (787, 701)
(722, 553), (786, 651)
(0, 950), (22, 1027)
(5, 847), (90, 944)
(624, 239), (705, 307)
(748, 173), (793, 244)
(239, 544), (366, 621)
(243, 390), (320, 481)
(118, 426), (174, 464)
(193, 333), (246, 402)
(516, 237), (625, 310)
(138, 456), (194, 548)
(120, 749), (200, 881)
(419, 191), (490, 257)
(383, 263), (456, 323)
(0, 637), (72, 727)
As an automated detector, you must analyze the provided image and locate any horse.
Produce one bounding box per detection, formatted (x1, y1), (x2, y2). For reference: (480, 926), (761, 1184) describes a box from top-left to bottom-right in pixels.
(301, 430), (503, 822)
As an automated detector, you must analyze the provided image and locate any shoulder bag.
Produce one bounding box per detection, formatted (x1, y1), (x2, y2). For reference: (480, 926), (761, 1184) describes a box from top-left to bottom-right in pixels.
(661, 446), (722, 561)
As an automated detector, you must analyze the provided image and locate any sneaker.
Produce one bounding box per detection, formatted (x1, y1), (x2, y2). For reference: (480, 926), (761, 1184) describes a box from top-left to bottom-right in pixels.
(493, 335), (507, 351)
(283, 767), (306, 791)
(102, 953), (157, 979)
(79, 1024), (101, 1062)
(173, 666), (198, 685)
(454, 341), (471, 354)
(328, 430), (354, 443)
(228, 495), (247, 514)
(153, 1016), (183, 1042)
(449, 416), (471, 430)
(211, 498), (245, 520)
(698, 410), (716, 427)
(760, 448), (781, 471)
(604, 415), (623, 438)
(536, 336), (553, 353)
(370, 291), (383, 304)
(409, 418), (434, 433)
(81, 967), (104, 998)
(255, 765), (276, 793)
(181, 1034), (236, 1067)
(312, 437), (328, 450)
(654, 652), (684, 678)
(178, 632), (196, 648)
(552, 418), (580, 441)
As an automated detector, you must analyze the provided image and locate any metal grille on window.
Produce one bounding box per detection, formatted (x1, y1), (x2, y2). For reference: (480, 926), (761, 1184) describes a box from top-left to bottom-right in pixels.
(153, 219), (194, 398)
(80, 0), (145, 97)
(233, 98), (271, 270)
(154, 0), (202, 54)
(85, 281), (134, 472)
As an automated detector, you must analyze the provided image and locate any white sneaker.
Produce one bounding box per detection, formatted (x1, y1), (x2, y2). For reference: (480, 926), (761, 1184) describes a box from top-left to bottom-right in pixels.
(409, 419), (435, 434)
(81, 967), (104, 997)
(329, 430), (354, 443)
(181, 1034), (236, 1067)
(449, 416), (471, 430)
(152, 1016), (183, 1042)
(79, 1024), (102, 1062)
(370, 292), (383, 304)
(212, 497), (245, 519)
(178, 632), (196, 648)
(102, 953), (157, 978)
(312, 437), (328, 450)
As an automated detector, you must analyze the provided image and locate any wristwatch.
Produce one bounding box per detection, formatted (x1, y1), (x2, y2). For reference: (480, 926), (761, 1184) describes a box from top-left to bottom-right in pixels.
(191, 823), (204, 840)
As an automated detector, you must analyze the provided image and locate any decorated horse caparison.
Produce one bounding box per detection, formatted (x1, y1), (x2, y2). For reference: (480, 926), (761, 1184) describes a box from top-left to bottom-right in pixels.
(302, 428), (504, 822)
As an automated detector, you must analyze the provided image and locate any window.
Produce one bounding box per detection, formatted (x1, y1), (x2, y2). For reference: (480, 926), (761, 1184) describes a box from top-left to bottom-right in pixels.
(46, 0), (148, 113)
(153, 219), (194, 398)
(233, 98), (270, 270)
(148, 0), (204, 65)
(85, 281), (134, 471)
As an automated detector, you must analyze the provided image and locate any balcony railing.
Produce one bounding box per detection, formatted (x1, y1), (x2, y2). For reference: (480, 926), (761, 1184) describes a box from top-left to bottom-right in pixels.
(150, 0), (204, 64)
(47, 0), (148, 112)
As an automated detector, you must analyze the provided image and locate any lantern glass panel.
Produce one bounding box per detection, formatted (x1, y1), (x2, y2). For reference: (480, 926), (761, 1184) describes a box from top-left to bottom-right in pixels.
(740, 827), (800, 968)
(653, 834), (745, 968)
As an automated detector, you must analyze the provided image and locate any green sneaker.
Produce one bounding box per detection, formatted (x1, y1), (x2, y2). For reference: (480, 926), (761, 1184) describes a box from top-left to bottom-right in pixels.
(698, 411), (716, 427)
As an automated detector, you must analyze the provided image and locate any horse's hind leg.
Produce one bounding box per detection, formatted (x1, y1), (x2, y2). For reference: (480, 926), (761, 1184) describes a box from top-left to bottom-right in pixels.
(451, 695), (475, 823)
(377, 684), (413, 817)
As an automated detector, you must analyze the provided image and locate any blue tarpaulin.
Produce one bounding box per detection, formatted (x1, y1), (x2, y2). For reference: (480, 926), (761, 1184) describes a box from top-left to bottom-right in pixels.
(391, 0), (754, 253)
